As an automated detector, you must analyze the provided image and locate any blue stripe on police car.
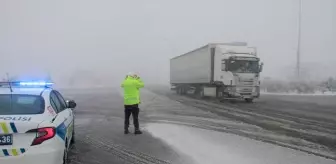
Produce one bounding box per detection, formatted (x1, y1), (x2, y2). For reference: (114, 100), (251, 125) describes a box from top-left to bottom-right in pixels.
(56, 122), (67, 140)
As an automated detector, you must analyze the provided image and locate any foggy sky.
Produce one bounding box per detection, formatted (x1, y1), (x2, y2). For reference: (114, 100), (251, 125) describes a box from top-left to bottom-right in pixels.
(1, 0), (335, 85)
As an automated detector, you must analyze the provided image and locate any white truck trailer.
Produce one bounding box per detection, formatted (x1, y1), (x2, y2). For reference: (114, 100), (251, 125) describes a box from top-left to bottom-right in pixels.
(170, 43), (263, 102)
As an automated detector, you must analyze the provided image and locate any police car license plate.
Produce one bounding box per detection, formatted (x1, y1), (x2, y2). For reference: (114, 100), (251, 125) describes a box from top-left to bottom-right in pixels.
(0, 134), (13, 145)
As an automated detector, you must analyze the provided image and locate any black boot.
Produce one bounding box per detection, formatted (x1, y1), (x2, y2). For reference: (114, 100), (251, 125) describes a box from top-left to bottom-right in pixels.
(134, 129), (142, 135)
(124, 129), (129, 134)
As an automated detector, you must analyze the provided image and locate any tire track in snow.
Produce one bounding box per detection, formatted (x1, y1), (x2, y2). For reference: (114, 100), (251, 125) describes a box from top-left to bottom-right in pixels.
(82, 134), (171, 164)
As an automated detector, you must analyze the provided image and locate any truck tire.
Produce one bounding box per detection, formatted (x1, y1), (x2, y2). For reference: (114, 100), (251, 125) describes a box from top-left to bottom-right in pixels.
(199, 88), (205, 98)
(183, 87), (188, 95)
(181, 87), (185, 95)
(179, 87), (184, 95)
(194, 86), (204, 98)
(179, 86), (188, 95)
(176, 87), (180, 94)
(245, 98), (253, 103)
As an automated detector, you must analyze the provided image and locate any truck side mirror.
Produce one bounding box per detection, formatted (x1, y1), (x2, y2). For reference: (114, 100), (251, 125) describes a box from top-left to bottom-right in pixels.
(259, 62), (264, 72)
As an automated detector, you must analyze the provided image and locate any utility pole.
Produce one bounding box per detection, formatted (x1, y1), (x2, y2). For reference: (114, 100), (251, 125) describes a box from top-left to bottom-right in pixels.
(296, 0), (302, 79)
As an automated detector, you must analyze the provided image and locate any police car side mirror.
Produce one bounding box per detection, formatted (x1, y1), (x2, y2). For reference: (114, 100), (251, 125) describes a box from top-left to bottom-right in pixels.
(66, 100), (77, 109)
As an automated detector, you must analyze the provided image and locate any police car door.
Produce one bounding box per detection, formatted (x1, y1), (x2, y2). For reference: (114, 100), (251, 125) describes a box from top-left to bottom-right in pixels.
(50, 91), (73, 146)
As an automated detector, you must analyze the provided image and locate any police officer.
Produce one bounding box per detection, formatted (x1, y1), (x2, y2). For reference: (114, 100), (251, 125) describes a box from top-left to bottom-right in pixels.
(121, 72), (144, 134)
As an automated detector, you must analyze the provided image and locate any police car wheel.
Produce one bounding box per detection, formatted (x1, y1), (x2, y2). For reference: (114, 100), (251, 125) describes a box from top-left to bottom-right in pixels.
(71, 129), (75, 144)
(63, 141), (69, 164)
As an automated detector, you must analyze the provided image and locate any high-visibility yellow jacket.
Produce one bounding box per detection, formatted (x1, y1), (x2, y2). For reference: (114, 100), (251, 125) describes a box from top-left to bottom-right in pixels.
(121, 76), (144, 105)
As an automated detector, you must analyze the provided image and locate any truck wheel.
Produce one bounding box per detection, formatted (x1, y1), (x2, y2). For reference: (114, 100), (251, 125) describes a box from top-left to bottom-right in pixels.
(245, 98), (253, 103)
(182, 87), (187, 95)
(176, 87), (181, 95)
(199, 90), (204, 98)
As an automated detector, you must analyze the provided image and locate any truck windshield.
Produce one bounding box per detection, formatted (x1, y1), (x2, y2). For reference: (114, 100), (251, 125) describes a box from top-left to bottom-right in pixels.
(228, 60), (259, 73)
(0, 94), (45, 115)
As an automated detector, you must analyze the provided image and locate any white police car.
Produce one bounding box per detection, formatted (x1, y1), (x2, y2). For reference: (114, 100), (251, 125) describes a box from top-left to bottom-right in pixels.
(0, 81), (76, 164)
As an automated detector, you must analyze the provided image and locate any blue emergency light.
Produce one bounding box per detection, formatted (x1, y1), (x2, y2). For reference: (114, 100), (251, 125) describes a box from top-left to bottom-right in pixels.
(19, 81), (54, 86)
(0, 81), (54, 88)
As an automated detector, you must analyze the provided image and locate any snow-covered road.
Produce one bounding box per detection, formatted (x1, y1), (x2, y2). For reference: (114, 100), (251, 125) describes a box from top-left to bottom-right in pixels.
(60, 87), (336, 164)
(148, 86), (336, 160)
(147, 123), (335, 164)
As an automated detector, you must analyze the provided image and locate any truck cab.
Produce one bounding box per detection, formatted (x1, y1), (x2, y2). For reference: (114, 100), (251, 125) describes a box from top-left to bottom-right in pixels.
(214, 45), (263, 101)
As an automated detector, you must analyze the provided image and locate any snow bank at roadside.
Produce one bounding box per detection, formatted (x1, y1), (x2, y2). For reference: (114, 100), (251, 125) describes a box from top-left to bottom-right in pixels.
(261, 91), (336, 96)
(146, 123), (334, 164)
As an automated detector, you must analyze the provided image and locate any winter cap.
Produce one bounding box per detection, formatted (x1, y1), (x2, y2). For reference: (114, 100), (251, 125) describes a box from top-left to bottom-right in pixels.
(127, 72), (137, 78)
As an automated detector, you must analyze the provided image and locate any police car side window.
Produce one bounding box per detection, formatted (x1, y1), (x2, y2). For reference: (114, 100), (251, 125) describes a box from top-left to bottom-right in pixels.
(54, 91), (67, 110)
(50, 99), (58, 113)
(50, 92), (62, 113)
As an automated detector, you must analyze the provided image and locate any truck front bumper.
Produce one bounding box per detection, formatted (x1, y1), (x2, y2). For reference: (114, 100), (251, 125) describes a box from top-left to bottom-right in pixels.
(229, 86), (259, 99)
(228, 93), (258, 99)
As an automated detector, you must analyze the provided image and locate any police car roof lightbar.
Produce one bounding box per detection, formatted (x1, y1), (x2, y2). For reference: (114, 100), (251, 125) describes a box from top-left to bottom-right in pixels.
(0, 81), (54, 88)
(19, 81), (54, 86)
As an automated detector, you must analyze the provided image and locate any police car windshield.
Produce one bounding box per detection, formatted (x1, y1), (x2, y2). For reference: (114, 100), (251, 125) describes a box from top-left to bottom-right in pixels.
(0, 94), (45, 115)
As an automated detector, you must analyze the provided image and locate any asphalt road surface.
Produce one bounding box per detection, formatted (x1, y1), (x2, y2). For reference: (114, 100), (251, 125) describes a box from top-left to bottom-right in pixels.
(60, 87), (336, 164)
(61, 88), (192, 164)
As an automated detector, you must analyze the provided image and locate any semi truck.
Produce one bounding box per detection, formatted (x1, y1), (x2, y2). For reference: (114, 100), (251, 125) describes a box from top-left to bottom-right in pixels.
(170, 43), (263, 102)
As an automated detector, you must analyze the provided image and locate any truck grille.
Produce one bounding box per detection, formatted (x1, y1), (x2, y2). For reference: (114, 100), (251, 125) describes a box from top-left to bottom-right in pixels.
(237, 87), (253, 93)
(241, 88), (252, 92)
(239, 79), (254, 86)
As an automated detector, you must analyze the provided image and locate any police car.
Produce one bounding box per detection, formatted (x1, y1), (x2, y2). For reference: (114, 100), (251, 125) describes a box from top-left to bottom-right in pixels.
(0, 81), (76, 164)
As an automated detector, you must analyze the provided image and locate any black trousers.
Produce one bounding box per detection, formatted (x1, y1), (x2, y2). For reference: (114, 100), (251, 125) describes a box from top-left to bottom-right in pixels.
(124, 104), (140, 130)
